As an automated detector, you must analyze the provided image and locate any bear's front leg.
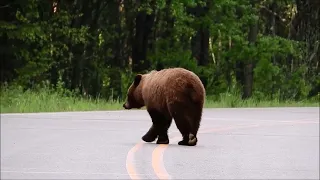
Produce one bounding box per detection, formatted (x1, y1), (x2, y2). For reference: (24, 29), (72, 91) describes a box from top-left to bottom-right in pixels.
(155, 116), (173, 144)
(156, 127), (169, 144)
(142, 124), (158, 142)
(146, 108), (172, 144)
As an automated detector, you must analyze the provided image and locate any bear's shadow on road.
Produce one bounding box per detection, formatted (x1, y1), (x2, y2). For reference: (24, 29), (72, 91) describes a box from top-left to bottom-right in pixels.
(125, 142), (207, 149)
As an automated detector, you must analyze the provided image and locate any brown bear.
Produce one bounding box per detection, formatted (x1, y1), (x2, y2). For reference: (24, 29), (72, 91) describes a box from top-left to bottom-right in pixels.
(123, 67), (205, 146)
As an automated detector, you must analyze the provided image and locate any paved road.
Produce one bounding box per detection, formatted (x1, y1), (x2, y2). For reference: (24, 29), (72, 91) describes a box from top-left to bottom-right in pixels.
(1, 107), (319, 179)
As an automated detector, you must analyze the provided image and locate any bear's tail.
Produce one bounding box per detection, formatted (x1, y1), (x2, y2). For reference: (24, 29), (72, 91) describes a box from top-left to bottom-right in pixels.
(188, 84), (204, 103)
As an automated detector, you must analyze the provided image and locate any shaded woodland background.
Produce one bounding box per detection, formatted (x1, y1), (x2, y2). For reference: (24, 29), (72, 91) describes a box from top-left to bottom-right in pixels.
(1, 0), (319, 102)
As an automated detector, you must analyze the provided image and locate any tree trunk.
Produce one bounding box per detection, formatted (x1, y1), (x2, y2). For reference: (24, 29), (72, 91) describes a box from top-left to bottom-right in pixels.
(293, 0), (320, 97)
(243, 9), (259, 99)
(189, 2), (210, 66)
(70, 0), (91, 91)
(225, 36), (232, 90)
(269, 1), (277, 98)
(132, 8), (155, 73)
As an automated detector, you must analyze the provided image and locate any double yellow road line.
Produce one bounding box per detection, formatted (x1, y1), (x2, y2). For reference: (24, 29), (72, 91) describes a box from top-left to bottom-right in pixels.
(126, 120), (318, 179)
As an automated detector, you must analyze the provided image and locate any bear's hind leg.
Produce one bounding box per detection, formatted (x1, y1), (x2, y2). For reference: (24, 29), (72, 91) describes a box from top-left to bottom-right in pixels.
(170, 104), (199, 146)
(174, 116), (193, 146)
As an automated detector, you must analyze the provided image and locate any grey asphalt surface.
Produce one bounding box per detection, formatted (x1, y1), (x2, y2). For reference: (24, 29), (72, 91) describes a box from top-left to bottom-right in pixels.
(1, 107), (319, 179)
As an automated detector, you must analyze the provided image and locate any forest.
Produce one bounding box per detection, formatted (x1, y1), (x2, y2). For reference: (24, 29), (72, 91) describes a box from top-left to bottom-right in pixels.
(1, 0), (319, 112)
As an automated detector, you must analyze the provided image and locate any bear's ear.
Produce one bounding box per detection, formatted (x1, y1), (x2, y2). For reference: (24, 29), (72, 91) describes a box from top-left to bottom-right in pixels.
(134, 74), (142, 86)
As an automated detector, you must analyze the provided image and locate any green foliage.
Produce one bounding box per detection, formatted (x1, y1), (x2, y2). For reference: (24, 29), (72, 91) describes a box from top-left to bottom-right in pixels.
(1, 0), (90, 88)
(148, 40), (198, 71)
(1, 0), (318, 110)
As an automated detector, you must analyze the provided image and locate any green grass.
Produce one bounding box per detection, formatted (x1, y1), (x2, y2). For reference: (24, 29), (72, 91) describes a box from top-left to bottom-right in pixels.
(1, 86), (319, 113)
(1, 86), (123, 113)
(205, 93), (319, 108)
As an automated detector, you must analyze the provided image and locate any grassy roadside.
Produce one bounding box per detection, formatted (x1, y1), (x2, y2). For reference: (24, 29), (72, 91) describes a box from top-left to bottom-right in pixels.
(1, 86), (122, 113)
(1, 86), (319, 114)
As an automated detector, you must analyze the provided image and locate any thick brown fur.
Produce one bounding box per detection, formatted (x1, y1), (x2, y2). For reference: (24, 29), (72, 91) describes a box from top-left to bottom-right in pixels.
(123, 67), (205, 146)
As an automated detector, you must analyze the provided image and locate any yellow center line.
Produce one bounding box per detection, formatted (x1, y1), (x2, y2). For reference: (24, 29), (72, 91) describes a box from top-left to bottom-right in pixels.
(126, 141), (144, 179)
(151, 120), (319, 180)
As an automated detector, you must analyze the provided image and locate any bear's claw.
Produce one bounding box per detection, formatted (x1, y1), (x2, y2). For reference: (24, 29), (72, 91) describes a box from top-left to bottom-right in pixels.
(156, 139), (169, 144)
(178, 134), (197, 146)
(142, 134), (157, 142)
(156, 135), (169, 144)
(178, 140), (189, 145)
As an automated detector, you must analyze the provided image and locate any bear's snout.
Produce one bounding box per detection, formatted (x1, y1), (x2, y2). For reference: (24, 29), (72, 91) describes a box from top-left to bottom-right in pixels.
(123, 103), (131, 109)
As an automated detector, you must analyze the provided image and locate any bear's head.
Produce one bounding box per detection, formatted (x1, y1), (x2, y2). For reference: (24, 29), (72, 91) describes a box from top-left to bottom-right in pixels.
(123, 74), (145, 109)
